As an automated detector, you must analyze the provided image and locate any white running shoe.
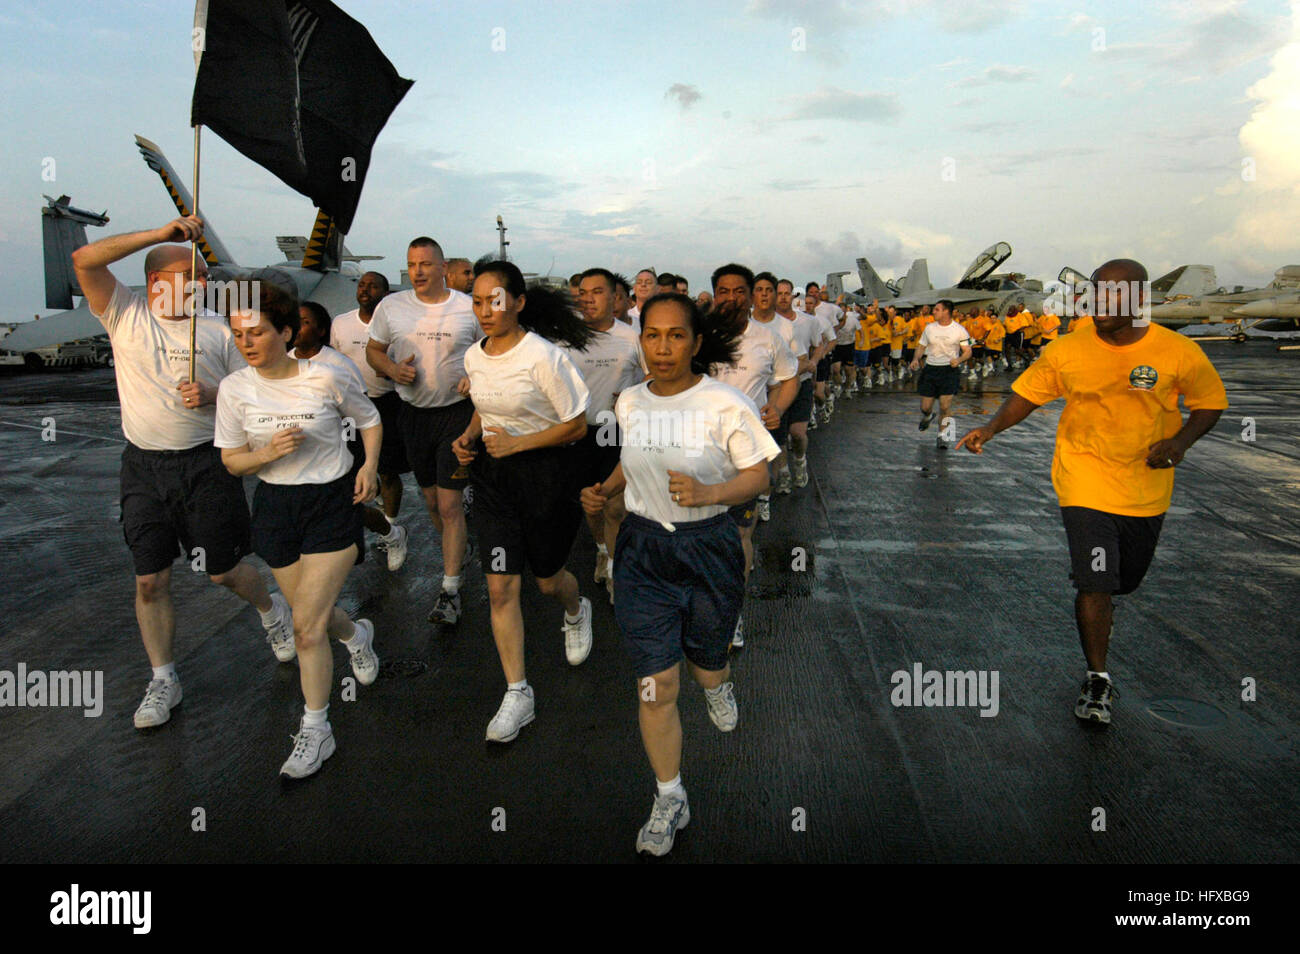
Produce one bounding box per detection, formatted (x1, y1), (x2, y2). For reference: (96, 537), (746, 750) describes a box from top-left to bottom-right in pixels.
(731, 616), (745, 649)
(378, 523), (408, 572)
(486, 686), (536, 742)
(264, 592), (296, 663)
(345, 618), (379, 685)
(133, 676), (182, 729)
(594, 549), (611, 584)
(756, 495), (771, 522)
(705, 681), (739, 732)
(808, 411), (819, 430)
(279, 720), (335, 779)
(563, 596), (593, 665)
(775, 469), (792, 495)
(636, 789), (690, 857)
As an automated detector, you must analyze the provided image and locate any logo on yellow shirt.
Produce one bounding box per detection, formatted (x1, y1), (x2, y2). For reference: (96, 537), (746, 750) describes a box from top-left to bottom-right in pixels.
(1128, 365), (1158, 390)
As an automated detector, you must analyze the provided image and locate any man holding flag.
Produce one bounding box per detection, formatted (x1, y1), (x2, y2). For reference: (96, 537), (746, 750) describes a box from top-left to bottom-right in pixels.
(72, 216), (296, 729)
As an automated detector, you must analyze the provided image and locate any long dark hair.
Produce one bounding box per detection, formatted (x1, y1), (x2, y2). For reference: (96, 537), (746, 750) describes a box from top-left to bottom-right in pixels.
(641, 292), (741, 374)
(473, 259), (594, 351)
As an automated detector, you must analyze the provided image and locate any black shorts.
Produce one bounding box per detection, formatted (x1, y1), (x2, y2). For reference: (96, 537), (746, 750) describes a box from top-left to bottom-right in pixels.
(902, 346), (916, 362)
(614, 513), (745, 678)
(917, 364), (961, 397)
(815, 355), (831, 382)
(372, 391), (410, 476)
(728, 497), (759, 529)
(119, 442), (251, 577)
(571, 425), (621, 491)
(471, 444), (582, 579)
(400, 399), (473, 491)
(788, 379), (815, 425)
(1061, 506), (1165, 595)
(832, 343), (855, 365)
(869, 344), (890, 366)
(1006, 331), (1024, 349)
(251, 474), (364, 570)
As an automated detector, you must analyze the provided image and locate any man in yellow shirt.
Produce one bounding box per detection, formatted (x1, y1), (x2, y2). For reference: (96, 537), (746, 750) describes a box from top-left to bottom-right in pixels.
(956, 259), (1227, 727)
(983, 315), (1006, 373)
(1038, 310), (1061, 342)
(1022, 305), (1044, 360)
(888, 305), (908, 381)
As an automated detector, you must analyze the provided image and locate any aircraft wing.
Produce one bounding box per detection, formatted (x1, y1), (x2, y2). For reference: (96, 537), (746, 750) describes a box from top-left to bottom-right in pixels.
(1, 302), (104, 352)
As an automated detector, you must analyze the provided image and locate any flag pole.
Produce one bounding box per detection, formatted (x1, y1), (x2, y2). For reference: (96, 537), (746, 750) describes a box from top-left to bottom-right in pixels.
(188, 123), (201, 383)
(188, 0), (208, 384)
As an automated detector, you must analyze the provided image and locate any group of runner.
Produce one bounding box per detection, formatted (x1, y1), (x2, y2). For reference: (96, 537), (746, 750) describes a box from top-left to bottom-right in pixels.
(71, 215), (1228, 857)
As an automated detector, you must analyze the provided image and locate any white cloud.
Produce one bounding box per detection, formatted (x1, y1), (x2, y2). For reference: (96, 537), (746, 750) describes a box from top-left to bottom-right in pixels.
(1216, 1), (1300, 259)
(777, 86), (901, 123)
(955, 64), (1037, 87)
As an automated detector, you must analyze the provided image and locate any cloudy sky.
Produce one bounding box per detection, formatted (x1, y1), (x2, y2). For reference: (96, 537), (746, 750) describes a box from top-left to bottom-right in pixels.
(1, 0), (1297, 319)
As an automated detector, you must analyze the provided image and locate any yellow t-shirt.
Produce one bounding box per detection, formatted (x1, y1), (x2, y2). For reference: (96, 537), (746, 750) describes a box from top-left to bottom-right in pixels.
(870, 319), (891, 347)
(1011, 324), (1228, 516)
(1022, 313), (1043, 342)
(904, 317), (921, 347)
(1039, 312), (1060, 340)
(854, 317), (871, 350)
(984, 322), (1006, 351)
(890, 315), (908, 348)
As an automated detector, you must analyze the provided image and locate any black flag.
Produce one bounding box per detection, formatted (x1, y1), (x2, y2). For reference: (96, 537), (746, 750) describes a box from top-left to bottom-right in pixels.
(192, 0), (412, 234)
(191, 1), (308, 187)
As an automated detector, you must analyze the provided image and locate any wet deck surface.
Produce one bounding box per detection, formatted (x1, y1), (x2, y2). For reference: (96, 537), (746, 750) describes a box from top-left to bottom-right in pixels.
(1, 342), (1297, 863)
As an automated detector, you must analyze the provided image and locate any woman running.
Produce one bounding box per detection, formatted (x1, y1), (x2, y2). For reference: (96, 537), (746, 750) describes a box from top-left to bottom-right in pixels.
(452, 261), (596, 743)
(215, 275), (382, 779)
(581, 292), (779, 856)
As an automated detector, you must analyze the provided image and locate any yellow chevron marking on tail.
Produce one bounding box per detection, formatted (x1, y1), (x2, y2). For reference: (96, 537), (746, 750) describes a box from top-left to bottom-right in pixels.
(301, 210), (335, 271)
(158, 168), (220, 265)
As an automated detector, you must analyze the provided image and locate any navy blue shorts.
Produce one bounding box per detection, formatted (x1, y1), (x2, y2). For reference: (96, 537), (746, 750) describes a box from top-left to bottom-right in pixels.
(1061, 506), (1165, 595)
(815, 355), (831, 382)
(614, 513), (745, 678)
(853, 349), (871, 368)
(251, 474), (364, 570)
(788, 379), (815, 424)
(120, 443), (250, 577)
(372, 390), (411, 476)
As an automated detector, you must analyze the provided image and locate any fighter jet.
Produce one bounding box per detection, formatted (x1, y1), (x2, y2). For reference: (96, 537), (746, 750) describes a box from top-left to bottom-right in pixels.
(1148, 265), (1300, 334)
(856, 242), (1046, 315)
(824, 258), (929, 306)
(0, 135), (402, 356)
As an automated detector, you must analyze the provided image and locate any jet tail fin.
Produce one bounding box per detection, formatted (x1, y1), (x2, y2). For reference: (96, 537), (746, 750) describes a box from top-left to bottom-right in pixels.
(1151, 264), (1218, 302)
(855, 258), (893, 301)
(41, 194), (108, 309)
(300, 210), (342, 272)
(900, 259), (931, 296)
(824, 271), (850, 302)
(134, 134), (235, 266)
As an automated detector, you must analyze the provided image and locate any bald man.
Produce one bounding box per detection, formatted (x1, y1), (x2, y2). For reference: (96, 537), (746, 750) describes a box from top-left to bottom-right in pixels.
(957, 259), (1228, 727)
(71, 216), (295, 730)
(445, 258), (473, 294)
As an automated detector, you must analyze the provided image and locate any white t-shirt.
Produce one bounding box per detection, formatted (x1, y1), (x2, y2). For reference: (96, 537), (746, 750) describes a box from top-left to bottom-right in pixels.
(817, 302), (857, 346)
(463, 331), (590, 437)
(367, 289), (479, 408)
(563, 321), (644, 425)
(778, 312), (821, 382)
(330, 308), (394, 398)
(806, 310), (836, 349)
(215, 360), (380, 486)
(919, 321), (973, 366)
(92, 280), (245, 451)
(617, 376), (780, 530)
(709, 318), (798, 410)
(289, 344), (366, 391)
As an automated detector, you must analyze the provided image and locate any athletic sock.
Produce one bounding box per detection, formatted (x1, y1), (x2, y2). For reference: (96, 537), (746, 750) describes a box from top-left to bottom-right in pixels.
(596, 543), (608, 556)
(152, 663), (177, 682)
(657, 774), (684, 798)
(258, 601), (280, 625)
(302, 704), (329, 729)
(442, 574), (461, 596)
(379, 522), (398, 541)
(507, 679), (529, 693)
(564, 605), (583, 624)
(1088, 670), (1111, 682)
(704, 684), (728, 700)
(340, 623), (365, 649)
